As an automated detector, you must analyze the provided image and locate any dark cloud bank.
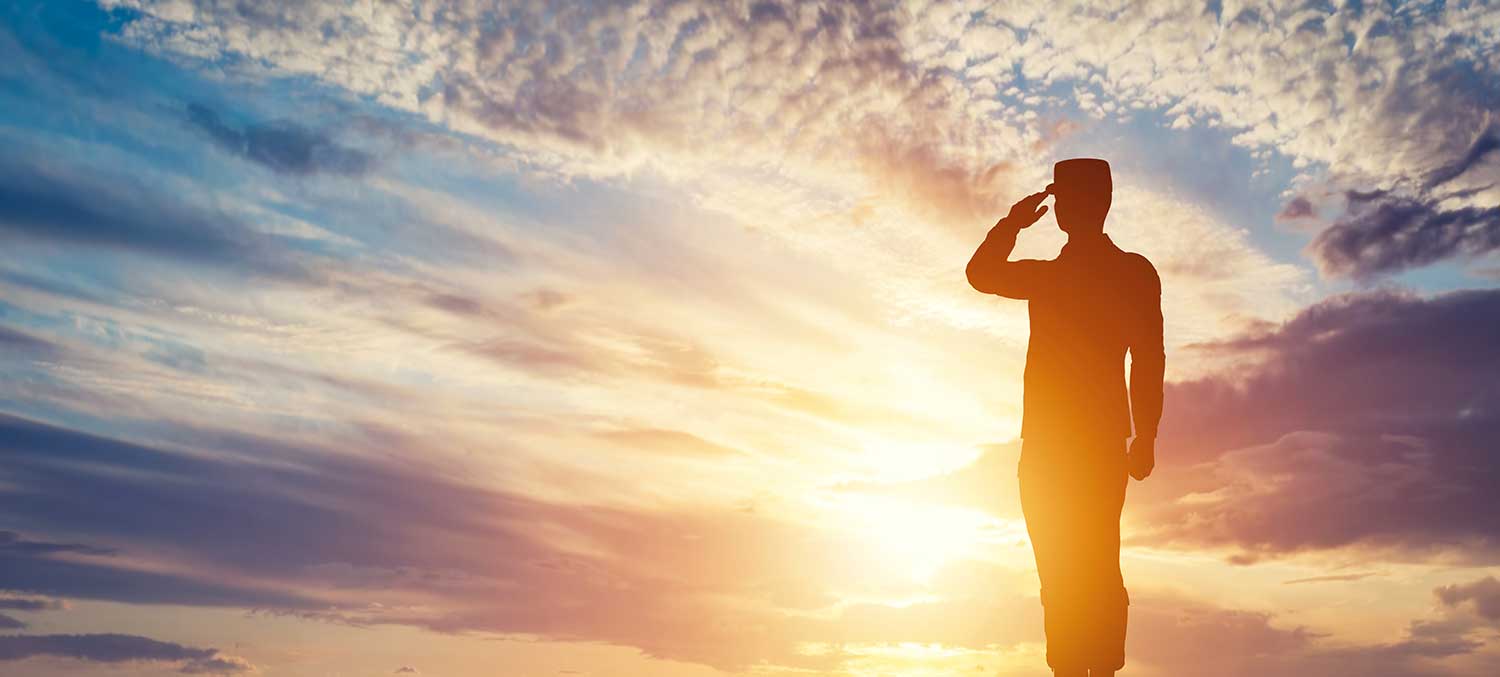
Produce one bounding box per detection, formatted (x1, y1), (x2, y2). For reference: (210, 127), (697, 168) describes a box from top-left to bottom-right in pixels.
(0, 633), (252, 674)
(1138, 288), (1500, 562)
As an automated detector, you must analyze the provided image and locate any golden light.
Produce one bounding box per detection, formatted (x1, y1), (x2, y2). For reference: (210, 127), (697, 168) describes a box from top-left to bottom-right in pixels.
(828, 493), (999, 585)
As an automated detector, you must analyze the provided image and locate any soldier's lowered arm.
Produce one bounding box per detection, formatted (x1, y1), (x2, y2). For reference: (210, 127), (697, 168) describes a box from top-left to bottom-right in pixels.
(1129, 259), (1164, 440)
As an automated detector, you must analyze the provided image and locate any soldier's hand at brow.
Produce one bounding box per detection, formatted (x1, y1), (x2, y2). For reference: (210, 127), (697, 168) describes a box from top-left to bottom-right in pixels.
(1128, 436), (1156, 481)
(1000, 190), (1051, 229)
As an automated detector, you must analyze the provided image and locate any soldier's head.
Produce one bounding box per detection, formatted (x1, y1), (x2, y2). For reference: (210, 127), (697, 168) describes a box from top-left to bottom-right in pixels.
(1046, 158), (1112, 234)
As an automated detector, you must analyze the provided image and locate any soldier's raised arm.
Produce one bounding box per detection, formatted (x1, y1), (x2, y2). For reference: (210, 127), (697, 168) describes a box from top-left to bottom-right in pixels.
(967, 190), (1054, 299)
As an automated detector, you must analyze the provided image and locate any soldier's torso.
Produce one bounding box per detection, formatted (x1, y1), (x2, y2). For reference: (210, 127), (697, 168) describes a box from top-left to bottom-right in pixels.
(1022, 238), (1147, 440)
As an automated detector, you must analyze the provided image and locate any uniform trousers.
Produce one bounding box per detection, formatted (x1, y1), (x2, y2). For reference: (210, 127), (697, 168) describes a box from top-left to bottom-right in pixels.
(1018, 434), (1129, 672)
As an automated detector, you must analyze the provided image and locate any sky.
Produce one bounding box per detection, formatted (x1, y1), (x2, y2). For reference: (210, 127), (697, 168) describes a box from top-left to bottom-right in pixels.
(1, 0), (1499, 675)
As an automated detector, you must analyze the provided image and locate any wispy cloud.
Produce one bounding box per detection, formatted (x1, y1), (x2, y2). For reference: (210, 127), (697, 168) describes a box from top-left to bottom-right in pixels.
(0, 597), (65, 612)
(0, 633), (254, 674)
(185, 102), (374, 176)
(0, 154), (309, 278)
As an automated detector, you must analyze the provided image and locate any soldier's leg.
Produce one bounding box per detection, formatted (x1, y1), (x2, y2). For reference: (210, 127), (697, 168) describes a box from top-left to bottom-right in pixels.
(1019, 439), (1091, 674)
(1077, 439), (1129, 673)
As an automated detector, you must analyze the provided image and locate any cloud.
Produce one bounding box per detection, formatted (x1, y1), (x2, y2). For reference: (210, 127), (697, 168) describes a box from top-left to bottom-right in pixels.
(0, 412), (871, 669)
(109, 0), (1500, 276)
(1125, 594), (1320, 676)
(1424, 131), (1500, 190)
(1134, 432), (1500, 562)
(0, 413), (1057, 672)
(865, 294), (1500, 565)
(0, 325), (58, 357)
(0, 544), (319, 610)
(1130, 289), (1500, 561)
(1276, 195), (1316, 221)
(185, 102), (373, 176)
(1018, 3), (1500, 279)
(5, 356), (1498, 672)
(180, 653), (258, 675)
(594, 427), (744, 457)
(1165, 287), (1500, 451)
(1125, 588), (1498, 677)
(1309, 189), (1500, 278)
(6, 3), (1497, 674)
(0, 154), (306, 278)
(0, 616), (24, 630)
(0, 633), (254, 674)
(1283, 573), (1377, 585)
(111, 0), (1038, 229)
(0, 416), (370, 609)
(0, 530), (114, 557)
(1437, 577), (1500, 626)
(0, 596), (65, 612)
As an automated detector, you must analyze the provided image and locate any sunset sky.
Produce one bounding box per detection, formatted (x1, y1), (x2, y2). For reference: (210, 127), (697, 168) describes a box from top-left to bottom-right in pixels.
(2, 1), (1499, 675)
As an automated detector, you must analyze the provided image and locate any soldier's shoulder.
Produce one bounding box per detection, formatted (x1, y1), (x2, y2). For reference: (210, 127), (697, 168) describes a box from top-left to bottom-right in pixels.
(1117, 250), (1158, 275)
(1116, 250), (1161, 291)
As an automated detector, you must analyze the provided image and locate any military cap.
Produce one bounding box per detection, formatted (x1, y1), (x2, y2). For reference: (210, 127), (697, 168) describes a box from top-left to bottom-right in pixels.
(1046, 158), (1112, 198)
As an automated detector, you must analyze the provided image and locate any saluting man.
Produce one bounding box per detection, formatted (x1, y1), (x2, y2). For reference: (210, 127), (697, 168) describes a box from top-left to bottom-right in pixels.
(966, 158), (1164, 677)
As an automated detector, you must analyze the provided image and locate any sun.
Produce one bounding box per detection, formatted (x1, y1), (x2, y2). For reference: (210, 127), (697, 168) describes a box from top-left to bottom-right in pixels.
(830, 493), (999, 585)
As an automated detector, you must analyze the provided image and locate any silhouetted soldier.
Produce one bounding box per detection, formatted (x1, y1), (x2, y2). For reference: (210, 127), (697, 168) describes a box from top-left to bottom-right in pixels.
(966, 159), (1163, 677)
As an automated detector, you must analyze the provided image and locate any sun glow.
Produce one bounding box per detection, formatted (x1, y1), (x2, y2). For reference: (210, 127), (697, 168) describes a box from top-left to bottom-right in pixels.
(831, 494), (999, 584)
